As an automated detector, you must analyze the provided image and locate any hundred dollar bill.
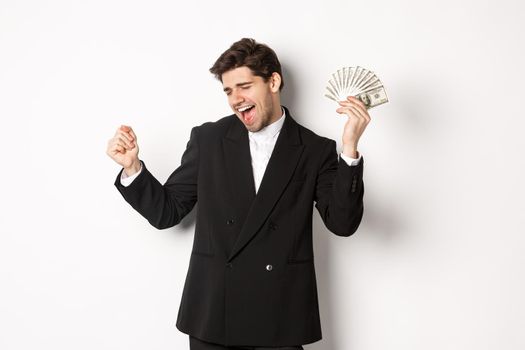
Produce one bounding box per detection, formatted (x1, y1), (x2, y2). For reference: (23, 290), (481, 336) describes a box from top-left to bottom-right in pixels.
(325, 85), (389, 110)
(355, 86), (389, 109)
(324, 66), (389, 109)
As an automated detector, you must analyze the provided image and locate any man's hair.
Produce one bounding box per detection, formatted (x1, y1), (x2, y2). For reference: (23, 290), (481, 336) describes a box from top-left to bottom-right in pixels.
(209, 38), (284, 91)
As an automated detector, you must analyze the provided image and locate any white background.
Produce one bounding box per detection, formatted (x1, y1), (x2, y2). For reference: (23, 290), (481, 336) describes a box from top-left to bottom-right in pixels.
(1, 0), (524, 349)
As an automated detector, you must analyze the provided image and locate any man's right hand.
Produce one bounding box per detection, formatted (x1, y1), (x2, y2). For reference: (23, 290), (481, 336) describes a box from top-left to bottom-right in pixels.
(106, 125), (141, 176)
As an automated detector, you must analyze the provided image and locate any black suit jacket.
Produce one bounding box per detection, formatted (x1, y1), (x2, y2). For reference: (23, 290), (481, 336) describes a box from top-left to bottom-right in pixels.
(114, 106), (364, 347)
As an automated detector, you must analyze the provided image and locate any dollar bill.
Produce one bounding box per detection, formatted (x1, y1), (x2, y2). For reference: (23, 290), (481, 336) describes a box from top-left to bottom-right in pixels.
(355, 86), (389, 109)
(324, 66), (389, 109)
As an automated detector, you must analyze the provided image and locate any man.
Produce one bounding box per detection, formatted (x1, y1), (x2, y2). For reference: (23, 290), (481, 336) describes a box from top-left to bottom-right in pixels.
(106, 38), (370, 350)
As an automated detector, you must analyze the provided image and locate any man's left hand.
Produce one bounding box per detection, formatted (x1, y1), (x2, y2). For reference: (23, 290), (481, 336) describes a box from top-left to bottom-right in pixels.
(336, 96), (371, 158)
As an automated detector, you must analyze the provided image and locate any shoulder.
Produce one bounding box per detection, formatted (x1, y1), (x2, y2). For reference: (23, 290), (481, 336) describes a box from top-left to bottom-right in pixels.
(188, 113), (237, 138)
(292, 115), (335, 149)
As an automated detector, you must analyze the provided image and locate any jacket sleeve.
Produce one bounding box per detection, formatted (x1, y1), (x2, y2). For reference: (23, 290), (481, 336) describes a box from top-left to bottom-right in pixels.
(314, 139), (364, 236)
(114, 126), (200, 229)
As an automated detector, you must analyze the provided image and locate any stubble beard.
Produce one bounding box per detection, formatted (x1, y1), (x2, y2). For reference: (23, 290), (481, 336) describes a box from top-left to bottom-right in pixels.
(249, 99), (276, 132)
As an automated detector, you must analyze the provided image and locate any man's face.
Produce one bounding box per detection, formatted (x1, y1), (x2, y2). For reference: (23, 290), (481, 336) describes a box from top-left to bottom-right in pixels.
(222, 66), (281, 132)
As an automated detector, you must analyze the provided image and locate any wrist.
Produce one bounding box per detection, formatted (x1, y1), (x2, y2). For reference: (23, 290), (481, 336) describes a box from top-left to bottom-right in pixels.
(342, 143), (358, 158)
(124, 159), (141, 176)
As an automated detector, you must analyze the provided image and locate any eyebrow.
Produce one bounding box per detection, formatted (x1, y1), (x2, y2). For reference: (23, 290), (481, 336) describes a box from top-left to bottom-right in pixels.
(223, 81), (252, 92)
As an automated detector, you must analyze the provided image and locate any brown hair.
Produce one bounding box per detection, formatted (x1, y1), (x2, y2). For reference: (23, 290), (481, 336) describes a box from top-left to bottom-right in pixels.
(209, 38), (284, 91)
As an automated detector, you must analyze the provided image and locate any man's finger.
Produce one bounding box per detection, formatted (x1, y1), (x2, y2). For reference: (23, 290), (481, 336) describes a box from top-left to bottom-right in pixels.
(340, 99), (368, 116)
(110, 136), (132, 150)
(347, 95), (367, 110)
(349, 105), (367, 120)
(116, 136), (133, 149)
(336, 107), (359, 119)
(118, 125), (137, 143)
(338, 104), (366, 120)
(118, 130), (134, 143)
(127, 128), (137, 141)
(109, 143), (125, 155)
(344, 99), (369, 117)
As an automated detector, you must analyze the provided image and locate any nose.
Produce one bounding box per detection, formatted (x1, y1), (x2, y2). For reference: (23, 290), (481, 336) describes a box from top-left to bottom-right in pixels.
(230, 89), (244, 107)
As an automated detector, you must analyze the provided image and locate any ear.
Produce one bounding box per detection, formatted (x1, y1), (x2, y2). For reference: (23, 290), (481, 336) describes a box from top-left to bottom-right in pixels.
(269, 72), (282, 93)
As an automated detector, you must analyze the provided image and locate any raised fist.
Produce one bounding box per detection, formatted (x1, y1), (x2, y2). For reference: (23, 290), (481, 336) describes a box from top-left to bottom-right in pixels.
(106, 125), (140, 175)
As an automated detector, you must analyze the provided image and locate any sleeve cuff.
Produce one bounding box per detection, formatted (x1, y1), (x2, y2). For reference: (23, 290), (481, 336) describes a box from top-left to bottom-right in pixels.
(120, 161), (143, 187)
(339, 152), (362, 166)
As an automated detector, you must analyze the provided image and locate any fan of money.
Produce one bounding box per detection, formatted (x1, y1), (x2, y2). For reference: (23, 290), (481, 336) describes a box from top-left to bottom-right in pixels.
(324, 66), (389, 109)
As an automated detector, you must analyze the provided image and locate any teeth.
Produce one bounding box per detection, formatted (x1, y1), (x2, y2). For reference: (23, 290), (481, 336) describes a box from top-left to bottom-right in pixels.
(237, 105), (254, 112)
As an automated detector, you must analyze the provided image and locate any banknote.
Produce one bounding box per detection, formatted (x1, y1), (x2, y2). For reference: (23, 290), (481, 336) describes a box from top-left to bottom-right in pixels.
(325, 66), (389, 109)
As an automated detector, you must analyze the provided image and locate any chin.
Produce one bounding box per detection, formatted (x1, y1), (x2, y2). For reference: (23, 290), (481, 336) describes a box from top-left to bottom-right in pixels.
(246, 125), (259, 132)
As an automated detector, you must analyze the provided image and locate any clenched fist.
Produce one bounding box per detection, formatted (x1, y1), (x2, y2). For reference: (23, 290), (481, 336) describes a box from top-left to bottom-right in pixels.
(106, 125), (141, 176)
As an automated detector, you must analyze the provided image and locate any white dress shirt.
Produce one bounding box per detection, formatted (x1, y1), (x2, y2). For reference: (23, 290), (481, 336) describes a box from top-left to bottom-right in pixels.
(120, 107), (362, 190)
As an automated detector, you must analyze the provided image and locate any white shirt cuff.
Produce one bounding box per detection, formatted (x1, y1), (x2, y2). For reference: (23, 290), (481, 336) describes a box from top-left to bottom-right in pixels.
(120, 161), (143, 187)
(340, 152), (362, 166)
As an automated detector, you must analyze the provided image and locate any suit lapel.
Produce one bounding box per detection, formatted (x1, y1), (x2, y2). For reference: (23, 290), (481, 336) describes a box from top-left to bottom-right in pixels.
(222, 107), (305, 262)
(222, 118), (256, 218)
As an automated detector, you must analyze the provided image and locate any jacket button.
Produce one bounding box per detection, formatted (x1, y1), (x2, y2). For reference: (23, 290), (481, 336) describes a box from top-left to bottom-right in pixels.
(266, 264), (273, 271)
(269, 222), (277, 230)
(226, 263), (233, 268)
(226, 219), (234, 225)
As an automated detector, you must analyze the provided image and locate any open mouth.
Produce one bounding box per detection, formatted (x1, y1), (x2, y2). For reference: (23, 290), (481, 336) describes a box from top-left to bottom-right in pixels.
(237, 105), (256, 124)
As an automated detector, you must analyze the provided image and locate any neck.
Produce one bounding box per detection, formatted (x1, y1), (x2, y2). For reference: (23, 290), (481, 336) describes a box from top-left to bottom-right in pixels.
(269, 103), (283, 124)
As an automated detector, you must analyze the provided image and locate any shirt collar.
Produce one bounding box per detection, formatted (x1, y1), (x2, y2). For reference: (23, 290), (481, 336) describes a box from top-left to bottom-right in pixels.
(248, 106), (286, 140)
